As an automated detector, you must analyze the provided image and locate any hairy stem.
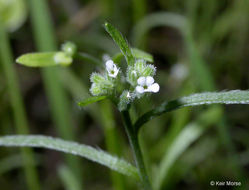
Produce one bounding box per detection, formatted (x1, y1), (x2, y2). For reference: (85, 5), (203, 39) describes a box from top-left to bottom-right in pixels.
(121, 110), (152, 190)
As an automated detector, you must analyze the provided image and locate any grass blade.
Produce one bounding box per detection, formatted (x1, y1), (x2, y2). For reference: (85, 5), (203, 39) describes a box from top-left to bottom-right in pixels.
(155, 107), (222, 190)
(132, 12), (187, 46)
(0, 23), (40, 190)
(135, 90), (249, 132)
(104, 22), (135, 66)
(100, 100), (127, 190)
(58, 165), (82, 190)
(0, 135), (139, 179)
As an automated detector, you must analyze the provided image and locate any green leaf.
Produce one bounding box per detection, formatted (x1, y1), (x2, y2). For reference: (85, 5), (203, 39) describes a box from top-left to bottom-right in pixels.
(0, 135), (139, 179)
(180, 90), (249, 106)
(135, 90), (249, 133)
(132, 48), (153, 62)
(104, 22), (135, 66)
(112, 48), (153, 63)
(78, 96), (107, 107)
(16, 52), (72, 67)
(154, 107), (222, 190)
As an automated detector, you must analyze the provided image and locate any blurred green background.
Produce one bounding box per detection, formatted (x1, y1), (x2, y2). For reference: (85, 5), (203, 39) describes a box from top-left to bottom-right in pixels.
(0, 0), (248, 189)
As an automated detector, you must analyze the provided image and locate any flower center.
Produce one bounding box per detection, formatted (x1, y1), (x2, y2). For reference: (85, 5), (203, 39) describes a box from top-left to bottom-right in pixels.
(111, 70), (115, 74)
(143, 85), (148, 89)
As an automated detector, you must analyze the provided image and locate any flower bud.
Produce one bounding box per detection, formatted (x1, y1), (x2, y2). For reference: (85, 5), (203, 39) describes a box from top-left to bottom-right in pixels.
(54, 52), (72, 66)
(90, 73), (106, 84)
(135, 59), (146, 73)
(89, 73), (115, 96)
(90, 83), (102, 96)
(62, 41), (77, 56)
(118, 90), (134, 111)
(141, 64), (156, 76)
(126, 66), (138, 86)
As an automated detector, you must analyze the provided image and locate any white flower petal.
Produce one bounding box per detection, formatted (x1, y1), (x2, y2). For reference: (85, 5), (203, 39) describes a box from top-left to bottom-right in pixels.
(109, 68), (119, 78)
(105, 60), (114, 72)
(146, 76), (154, 86)
(137, 77), (146, 86)
(148, 83), (160, 93)
(136, 86), (144, 94)
(112, 63), (118, 71)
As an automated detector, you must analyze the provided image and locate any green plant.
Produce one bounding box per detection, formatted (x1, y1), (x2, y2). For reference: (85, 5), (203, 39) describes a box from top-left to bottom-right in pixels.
(1, 22), (249, 190)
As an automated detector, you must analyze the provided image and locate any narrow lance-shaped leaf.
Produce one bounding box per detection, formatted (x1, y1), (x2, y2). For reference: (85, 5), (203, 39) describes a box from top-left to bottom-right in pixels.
(104, 22), (135, 66)
(0, 135), (139, 179)
(135, 90), (249, 133)
(78, 96), (107, 107)
(16, 52), (72, 67)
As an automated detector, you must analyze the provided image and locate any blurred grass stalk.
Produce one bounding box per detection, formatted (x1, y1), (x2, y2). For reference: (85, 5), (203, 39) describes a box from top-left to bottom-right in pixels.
(0, 23), (40, 190)
(132, 0), (146, 22)
(27, 0), (83, 188)
(100, 100), (126, 190)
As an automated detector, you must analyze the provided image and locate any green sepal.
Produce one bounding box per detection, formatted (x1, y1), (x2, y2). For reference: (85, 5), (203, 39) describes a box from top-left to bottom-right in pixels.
(118, 91), (134, 111)
(90, 73), (106, 84)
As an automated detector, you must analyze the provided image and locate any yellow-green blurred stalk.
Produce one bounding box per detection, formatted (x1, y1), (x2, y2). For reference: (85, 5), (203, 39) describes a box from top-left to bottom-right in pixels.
(0, 23), (40, 190)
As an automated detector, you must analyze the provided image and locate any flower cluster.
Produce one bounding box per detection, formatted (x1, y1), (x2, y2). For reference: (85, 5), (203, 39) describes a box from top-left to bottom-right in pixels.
(90, 60), (120, 96)
(89, 58), (159, 110)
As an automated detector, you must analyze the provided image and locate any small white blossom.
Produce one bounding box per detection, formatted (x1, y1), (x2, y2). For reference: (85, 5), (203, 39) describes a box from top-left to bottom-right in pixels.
(106, 60), (119, 78)
(136, 76), (160, 94)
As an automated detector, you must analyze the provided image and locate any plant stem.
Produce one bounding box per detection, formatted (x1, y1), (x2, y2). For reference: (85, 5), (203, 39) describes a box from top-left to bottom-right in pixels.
(0, 23), (40, 190)
(121, 110), (152, 190)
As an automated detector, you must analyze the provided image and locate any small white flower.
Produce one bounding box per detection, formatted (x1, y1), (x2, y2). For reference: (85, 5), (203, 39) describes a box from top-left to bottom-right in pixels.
(127, 92), (131, 98)
(105, 60), (119, 78)
(136, 76), (160, 94)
